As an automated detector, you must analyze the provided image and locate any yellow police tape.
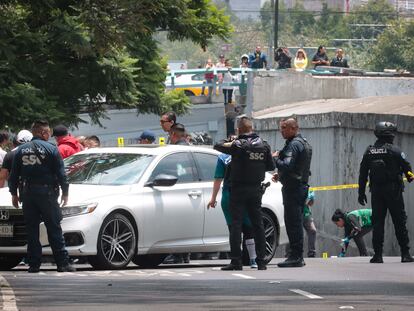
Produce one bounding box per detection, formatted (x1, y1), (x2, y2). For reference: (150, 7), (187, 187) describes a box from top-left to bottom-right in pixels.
(310, 184), (359, 192)
(310, 172), (414, 192)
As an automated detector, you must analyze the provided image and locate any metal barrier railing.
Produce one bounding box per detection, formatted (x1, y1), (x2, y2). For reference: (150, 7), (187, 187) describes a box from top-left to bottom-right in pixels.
(166, 67), (413, 91)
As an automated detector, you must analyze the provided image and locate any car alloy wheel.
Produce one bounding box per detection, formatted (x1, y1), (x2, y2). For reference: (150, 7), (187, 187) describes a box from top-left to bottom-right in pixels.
(263, 212), (278, 264)
(90, 213), (136, 269)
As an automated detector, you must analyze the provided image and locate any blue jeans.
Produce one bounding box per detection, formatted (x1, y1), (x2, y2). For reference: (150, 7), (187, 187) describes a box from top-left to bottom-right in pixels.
(22, 189), (69, 267)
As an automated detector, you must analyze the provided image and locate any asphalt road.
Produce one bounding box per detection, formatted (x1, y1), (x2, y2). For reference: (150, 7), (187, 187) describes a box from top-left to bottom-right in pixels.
(0, 257), (413, 311)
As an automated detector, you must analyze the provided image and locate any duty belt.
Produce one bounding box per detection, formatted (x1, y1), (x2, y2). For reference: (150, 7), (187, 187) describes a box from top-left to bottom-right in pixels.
(22, 181), (55, 188)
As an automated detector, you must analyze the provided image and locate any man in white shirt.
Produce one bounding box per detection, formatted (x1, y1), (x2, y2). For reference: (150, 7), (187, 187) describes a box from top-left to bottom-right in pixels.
(0, 131), (9, 166)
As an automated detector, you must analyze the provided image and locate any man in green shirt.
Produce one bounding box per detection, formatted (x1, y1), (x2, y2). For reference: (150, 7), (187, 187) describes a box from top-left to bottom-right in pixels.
(332, 209), (373, 256)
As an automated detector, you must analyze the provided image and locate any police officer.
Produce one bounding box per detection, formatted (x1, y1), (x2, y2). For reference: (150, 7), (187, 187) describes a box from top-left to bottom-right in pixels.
(358, 121), (414, 263)
(9, 120), (75, 273)
(214, 117), (275, 270)
(273, 117), (312, 267)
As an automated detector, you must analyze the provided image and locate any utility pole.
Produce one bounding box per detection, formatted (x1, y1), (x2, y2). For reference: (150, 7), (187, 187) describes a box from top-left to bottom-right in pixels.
(274, 0), (279, 57)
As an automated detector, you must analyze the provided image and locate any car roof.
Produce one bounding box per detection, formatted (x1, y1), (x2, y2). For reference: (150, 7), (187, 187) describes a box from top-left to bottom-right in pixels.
(76, 145), (219, 156)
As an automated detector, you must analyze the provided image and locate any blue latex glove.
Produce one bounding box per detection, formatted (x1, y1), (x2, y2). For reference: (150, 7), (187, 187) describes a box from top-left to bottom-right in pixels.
(340, 237), (350, 248)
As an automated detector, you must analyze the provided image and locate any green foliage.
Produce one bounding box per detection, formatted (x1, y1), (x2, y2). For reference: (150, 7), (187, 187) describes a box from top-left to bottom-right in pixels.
(369, 20), (414, 71)
(288, 2), (316, 36)
(159, 0), (400, 71)
(344, 0), (396, 39)
(0, 0), (231, 130)
(160, 90), (192, 116)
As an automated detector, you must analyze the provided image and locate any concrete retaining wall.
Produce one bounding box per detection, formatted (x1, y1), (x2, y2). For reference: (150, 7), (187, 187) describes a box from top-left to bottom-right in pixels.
(72, 103), (226, 146)
(248, 71), (414, 113)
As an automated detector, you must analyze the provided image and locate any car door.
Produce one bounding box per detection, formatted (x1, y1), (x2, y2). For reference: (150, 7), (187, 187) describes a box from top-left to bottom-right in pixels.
(142, 152), (204, 251)
(192, 152), (228, 246)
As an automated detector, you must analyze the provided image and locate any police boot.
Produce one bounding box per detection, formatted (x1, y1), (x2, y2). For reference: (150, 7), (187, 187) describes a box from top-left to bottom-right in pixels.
(57, 263), (76, 272)
(256, 259), (267, 270)
(401, 251), (414, 263)
(369, 253), (383, 264)
(28, 266), (40, 273)
(277, 257), (305, 268)
(221, 260), (242, 271)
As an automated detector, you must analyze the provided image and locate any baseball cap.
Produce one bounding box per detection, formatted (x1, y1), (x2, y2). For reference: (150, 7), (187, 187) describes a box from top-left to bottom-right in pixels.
(219, 54), (225, 58)
(139, 130), (156, 142)
(52, 125), (68, 137)
(16, 130), (33, 144)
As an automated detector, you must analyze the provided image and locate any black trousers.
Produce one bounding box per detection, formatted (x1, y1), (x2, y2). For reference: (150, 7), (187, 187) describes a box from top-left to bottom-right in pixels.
(353, 227), (372, 256)
(229, 184), (266, 264)
(371, 183), (410, 254)
(223, 89), (233, 104)
(22, 189), (69, 268)
(282, 183), (309, 259)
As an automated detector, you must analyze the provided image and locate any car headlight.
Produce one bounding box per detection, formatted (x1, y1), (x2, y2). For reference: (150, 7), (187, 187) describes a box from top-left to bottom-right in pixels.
(61, 203), (98, 218)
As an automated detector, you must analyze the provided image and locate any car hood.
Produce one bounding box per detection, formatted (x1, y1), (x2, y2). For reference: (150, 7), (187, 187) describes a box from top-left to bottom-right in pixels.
(0, 184), (132, 207)
(65, 184), (132, 205)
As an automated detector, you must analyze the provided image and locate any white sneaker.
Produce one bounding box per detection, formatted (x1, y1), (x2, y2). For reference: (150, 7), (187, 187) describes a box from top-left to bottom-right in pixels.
(250, 259), (258, 269)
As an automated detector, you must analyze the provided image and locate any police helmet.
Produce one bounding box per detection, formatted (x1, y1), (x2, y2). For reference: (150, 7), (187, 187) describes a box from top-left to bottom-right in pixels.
(374, 121), (397, 138)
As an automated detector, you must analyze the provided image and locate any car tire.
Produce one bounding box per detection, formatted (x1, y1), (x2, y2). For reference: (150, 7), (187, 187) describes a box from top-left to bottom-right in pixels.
(132, 254), (166, 269)
(263, 211), (278, 264)
(0, 254), (23, 271)
(89, 213), (136, 270)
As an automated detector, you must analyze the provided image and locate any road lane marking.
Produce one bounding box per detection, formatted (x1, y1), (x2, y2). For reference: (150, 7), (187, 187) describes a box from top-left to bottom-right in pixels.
(269, 281), (281, 284)
(289, 289), (323, 299)
(0, 274), (18, 311)
(177, 273), (191, 277)
(339, 307), (354, 309)
(232, 273), (256, 279)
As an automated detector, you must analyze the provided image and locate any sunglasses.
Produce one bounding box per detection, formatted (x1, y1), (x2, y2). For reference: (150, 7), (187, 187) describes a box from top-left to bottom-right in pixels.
(160, 120), (170, 123)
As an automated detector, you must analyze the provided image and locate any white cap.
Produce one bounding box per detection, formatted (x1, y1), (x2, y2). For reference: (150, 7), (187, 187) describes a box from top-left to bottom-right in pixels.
(17, 130), (33, 144)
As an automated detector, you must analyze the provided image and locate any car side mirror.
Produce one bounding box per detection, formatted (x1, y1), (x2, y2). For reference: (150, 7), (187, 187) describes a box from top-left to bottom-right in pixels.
(144, 174), (178, 187)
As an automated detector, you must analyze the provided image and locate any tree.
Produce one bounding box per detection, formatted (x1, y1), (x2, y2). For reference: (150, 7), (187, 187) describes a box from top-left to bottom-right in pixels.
(0, 0), (231, 130)
(344, 0), (396, 39)
(369, 20), (414, 72)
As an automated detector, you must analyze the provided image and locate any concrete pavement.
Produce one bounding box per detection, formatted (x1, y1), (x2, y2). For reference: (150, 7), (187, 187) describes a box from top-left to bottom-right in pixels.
(0, 257), (413, 311)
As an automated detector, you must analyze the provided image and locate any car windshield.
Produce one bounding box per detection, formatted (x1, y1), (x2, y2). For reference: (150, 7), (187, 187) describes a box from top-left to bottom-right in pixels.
(64, 153), (154, 185)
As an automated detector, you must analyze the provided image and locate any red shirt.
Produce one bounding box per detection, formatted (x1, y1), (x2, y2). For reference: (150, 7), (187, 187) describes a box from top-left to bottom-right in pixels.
(56, 135), (83, 159)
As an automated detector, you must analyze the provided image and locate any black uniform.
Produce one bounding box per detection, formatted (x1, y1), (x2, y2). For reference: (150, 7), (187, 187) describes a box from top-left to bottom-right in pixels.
(359, 138), (412, 258)
(275, 134), (312, 261)
(9, 137), (70, 269)
(275, 49), (292, 69)
(214, 133), (275, 267)
(330, 57), (349, 68)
